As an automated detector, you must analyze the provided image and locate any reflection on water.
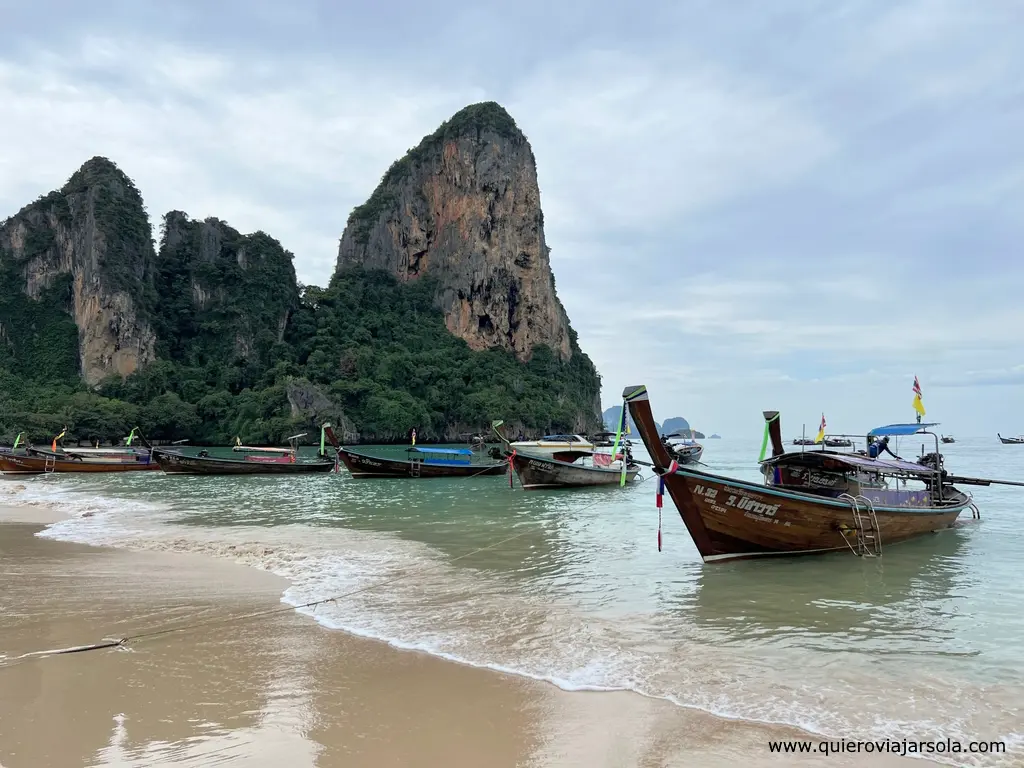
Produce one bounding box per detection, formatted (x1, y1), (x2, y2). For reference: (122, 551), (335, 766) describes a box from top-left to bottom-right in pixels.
(6, 435), (1024, 765)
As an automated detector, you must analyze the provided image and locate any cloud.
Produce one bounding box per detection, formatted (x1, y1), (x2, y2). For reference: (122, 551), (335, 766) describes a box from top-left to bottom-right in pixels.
(0, 37), (482, 283)
(1, 0), (1022, 435)
(509, 48), (835, 240)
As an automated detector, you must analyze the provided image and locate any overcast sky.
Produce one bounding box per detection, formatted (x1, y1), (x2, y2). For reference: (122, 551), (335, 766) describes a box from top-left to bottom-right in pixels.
(2, 0), (1021, 437)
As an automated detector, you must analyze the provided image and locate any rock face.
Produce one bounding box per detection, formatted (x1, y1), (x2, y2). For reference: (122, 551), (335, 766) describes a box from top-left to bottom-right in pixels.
(0, 157), (156, 385)
(603, 405), (662, 436)
(285, 378), (359, 443)
(154, 211), (298, 365)
(336, 102), (573, 362)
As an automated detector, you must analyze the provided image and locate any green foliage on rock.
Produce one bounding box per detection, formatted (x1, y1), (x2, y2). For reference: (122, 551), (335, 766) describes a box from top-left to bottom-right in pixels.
(0, 260), (79, 383)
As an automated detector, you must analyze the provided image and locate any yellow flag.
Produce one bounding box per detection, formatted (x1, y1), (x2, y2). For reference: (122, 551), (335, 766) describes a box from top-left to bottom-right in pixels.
(913, 394), (926, 417)
(814, 413), (826, 444)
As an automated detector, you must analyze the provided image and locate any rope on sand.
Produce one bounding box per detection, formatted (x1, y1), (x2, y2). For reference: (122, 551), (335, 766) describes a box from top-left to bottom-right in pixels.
(2, 484), (638, 667)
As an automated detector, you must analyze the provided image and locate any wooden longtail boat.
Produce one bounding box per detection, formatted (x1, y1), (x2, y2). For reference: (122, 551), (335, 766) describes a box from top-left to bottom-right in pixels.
(154, 449), (336, 475)
(0, 451), (160, 475)
(336, 447), (507, 478)
(622, 385), (976, 563)
(509, 450), (640, 489)
(998, 434), (1024, 444)
(154, 432), (337, 475)
(662, 433), (703, 464)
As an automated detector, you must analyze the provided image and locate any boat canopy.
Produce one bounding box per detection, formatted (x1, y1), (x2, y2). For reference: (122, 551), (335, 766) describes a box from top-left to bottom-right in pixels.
(410, 447), (473, 456)
(828, 453), (939, 476)
(867, 423), (938, 437)
(538, 434), (587, 442)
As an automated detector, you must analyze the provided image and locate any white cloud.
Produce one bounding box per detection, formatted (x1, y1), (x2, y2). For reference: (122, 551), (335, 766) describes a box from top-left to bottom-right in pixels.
(509, 49), (835, 239)
(0, 39), (482, 283)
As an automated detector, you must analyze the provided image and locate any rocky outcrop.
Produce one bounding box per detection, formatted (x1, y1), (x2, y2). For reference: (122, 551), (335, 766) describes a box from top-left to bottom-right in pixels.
(0, 157), (156, 385)
(155, 212), (298, 364)
(285, 379), (358, 443)
(336, 102), (573, 362)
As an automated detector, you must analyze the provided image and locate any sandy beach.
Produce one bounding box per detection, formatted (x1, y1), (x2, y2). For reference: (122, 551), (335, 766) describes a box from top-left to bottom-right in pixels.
(0, 502), (927, 767)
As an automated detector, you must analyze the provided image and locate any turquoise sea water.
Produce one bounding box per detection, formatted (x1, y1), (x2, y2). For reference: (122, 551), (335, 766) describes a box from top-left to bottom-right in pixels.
(5, 436), (1023, 766)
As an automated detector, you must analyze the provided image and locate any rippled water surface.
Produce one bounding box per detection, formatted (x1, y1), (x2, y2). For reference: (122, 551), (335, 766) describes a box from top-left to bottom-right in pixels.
(6, 436), (1024, 765)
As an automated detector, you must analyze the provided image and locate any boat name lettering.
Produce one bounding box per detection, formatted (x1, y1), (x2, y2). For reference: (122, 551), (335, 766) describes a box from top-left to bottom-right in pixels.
(730, 494), (781, 518)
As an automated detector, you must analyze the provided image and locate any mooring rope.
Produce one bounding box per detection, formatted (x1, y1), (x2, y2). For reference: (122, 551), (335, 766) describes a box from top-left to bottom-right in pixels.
(2, 483), (647, 669)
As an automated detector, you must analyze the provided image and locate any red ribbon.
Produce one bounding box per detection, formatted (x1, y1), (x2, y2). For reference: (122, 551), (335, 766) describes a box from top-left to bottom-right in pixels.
(657, 476), (665, 552)
(508, 449), (516, 488)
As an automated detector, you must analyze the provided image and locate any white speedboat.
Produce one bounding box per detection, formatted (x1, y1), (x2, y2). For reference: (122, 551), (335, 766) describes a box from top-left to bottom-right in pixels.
(509, 433), (595, 461)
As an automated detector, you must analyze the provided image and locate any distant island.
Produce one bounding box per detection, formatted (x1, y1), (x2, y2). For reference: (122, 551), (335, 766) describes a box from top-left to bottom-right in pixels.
(709, 434), (722, 439)
(602, 406), (707, 439)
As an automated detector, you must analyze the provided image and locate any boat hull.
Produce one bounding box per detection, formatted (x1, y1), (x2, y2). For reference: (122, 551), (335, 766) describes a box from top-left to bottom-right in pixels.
(0, 452), (160, 474)
(511, 453), (640, 489)
(154, 449), (337, 475)
(668, 443), (703, 464)
(338, 448), (507, 478)
(661, 467), (967, 561)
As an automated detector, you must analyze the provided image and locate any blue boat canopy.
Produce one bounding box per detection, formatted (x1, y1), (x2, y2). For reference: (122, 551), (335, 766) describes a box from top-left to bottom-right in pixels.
(867, 423), (939, 437)
(410, 447), (473, 456)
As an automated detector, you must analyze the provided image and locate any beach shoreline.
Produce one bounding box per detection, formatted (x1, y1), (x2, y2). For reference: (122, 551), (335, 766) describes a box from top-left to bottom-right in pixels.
(0, 498), (931, 767)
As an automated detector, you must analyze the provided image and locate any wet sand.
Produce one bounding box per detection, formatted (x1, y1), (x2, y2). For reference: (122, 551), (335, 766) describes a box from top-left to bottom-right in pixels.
(0, 504), (927, 767)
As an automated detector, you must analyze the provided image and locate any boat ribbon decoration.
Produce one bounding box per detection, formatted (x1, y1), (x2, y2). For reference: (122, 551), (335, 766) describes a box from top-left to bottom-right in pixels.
(51, 426), (67, 453)
(125, 427), (139, 446)
(320, 423), (329, 456)
(758, 412), (780, 462)
(609, 400), (629, 475)
(656, 476), (665, 551)
(13, 432), (22, 449)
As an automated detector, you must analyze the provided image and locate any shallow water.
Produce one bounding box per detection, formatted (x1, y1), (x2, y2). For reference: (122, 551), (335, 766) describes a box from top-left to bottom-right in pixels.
(5, 436), (1024, 766)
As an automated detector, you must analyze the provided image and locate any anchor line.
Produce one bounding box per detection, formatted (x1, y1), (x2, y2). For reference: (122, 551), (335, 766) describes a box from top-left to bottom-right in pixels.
(1, 491), (630, 668)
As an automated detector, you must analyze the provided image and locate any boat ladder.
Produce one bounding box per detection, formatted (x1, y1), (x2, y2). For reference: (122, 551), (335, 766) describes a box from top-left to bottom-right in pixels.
(838, 493), (882, 557)
(44, 454), (56, 474)
(409, 458), (422, 478)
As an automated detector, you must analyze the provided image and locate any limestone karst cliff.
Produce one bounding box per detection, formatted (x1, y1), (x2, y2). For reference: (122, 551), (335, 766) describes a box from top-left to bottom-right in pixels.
(154, 211), (299, 367)
(1, 117), (603, 444)
(0, 157), (157, 385)
(336, 102), (575, 363)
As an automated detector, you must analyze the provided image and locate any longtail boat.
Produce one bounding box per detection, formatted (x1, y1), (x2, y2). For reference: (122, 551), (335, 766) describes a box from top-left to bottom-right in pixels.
(154, 431), (337, 475)
(622, 384), (987, 563)
(998, 434), (1024, 444)
(509, 450), (640, 489)
(662, 432), (703, 464)
(337, 447), (507, 478)
(335, 446), (507, 478)
(0, 451), (159, 475)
